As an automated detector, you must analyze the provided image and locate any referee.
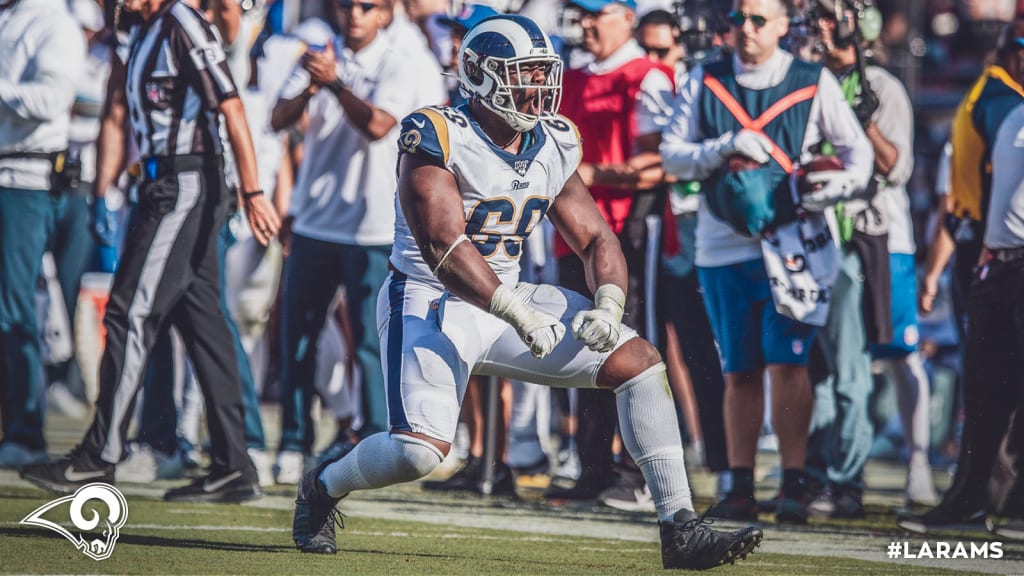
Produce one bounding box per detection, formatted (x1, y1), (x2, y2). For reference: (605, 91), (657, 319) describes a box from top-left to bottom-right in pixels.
(21, 0), (280, 503)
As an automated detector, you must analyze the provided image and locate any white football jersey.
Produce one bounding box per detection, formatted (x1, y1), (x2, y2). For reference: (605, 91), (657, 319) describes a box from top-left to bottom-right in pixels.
(390, 105), (583, 288)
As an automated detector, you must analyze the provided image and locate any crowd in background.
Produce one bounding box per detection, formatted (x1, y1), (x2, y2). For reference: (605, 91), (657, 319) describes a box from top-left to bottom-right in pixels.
(2, 0), (1023, 535)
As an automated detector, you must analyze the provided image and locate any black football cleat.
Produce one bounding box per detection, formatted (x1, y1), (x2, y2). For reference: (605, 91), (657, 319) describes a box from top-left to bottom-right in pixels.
(20, 446), (115, 494)
(293, 458), (345, 554)
(660, 509), (763, 570)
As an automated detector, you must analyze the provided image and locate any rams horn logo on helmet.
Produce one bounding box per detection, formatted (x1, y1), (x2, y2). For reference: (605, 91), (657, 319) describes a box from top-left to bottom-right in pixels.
(21, 482), (128, 561)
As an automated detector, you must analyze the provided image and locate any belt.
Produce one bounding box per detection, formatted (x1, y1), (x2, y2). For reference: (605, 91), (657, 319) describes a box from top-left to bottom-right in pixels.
(136, 154), (221, 181)
(989, 246), (1024, 262)
(0, 150), (61, 161)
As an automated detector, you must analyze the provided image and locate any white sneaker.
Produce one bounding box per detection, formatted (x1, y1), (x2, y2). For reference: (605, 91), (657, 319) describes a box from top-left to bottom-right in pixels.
(553, 448), (581, 482)
(598, 482), (656, 513)
(906, 462), (939, 507)
(116, 443), (184, 482)
(274, 450), (316, 485)
(248, 448), (274, 488)
(0, 442), (47, 469)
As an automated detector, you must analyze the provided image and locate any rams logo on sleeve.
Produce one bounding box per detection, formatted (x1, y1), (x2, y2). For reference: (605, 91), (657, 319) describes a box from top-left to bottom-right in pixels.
(398, 108), (452, 166)
(400, 128), (422, 154)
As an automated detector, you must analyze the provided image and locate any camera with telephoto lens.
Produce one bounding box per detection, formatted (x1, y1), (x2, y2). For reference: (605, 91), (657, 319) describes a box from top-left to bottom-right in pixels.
(673, 0), (727, 68)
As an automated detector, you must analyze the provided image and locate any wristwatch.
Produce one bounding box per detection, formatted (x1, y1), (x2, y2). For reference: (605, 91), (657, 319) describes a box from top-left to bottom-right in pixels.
(328, 78), (345, 95)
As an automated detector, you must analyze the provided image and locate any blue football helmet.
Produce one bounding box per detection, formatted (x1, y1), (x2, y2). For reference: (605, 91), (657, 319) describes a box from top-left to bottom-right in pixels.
(458, 15), (563, 132)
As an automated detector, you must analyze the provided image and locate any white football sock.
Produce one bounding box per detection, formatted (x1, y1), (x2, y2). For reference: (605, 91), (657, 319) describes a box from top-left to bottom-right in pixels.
(615, 363), (693, 522)
(320, 432), (444, 499)
(885, 353), (931, 466)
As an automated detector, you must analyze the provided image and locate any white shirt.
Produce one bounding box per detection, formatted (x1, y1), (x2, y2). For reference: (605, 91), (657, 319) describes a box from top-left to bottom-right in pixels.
(867, 66), (916, 255)
(0, 0), (85, 190)
(283, 32), (424, 245)
(386, 14), (447, 108)
(586, 39), (675, 139)
(985, 102), (1024, 249)
(660, 49), (874, 267)
(69, 41), (111, 185)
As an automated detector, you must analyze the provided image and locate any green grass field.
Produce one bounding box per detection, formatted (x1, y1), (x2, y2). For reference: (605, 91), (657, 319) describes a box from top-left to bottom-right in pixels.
(1, 413), (1018, 574)
(0, 483), (976, 576)
(0, 480), (1012, 575)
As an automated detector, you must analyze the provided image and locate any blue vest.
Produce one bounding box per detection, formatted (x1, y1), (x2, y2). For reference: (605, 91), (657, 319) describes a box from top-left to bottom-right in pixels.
(700, 58), (822, 236)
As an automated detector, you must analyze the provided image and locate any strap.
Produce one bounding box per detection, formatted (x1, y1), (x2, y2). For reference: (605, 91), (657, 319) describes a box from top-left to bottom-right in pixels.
(752, 85), (818, 129)
(702, 75), (817, 175)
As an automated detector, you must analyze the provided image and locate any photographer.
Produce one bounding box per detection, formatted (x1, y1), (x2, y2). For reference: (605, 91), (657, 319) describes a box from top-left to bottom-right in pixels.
(805, 0), (932, 518)
(0, 0), (85, 469)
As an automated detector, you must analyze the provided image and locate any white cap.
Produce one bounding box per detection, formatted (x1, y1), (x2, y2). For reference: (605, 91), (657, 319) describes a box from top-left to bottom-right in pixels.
(70, 0), (104, 32)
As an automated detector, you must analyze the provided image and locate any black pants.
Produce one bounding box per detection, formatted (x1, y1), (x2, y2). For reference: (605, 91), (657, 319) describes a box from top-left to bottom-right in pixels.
(662, 268), (729, 472)
(944, 256), (1024, 516)
(83, 155), (251, 475)
(557, 188), (667, 484)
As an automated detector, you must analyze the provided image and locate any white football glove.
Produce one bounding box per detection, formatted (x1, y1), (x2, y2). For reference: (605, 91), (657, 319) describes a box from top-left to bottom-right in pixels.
(719, 129), (774, 165)
(571, 284), (625, 353)
(801, 170), (860, 212)
(490, 284), (566, 359)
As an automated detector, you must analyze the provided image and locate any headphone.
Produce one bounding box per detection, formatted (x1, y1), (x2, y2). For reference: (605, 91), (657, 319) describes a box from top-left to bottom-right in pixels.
(822, 0), (883, 45)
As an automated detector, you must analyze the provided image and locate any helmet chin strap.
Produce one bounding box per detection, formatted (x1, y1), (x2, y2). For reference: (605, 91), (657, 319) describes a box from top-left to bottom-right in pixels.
(485, 93), (538, 133)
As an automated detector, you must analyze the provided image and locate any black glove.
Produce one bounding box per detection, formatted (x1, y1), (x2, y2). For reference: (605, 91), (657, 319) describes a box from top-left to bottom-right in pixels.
(853, 79), (879, 128)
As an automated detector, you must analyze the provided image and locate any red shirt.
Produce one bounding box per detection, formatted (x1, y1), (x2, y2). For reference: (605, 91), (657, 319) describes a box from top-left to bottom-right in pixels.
(556, 56), (677, 258)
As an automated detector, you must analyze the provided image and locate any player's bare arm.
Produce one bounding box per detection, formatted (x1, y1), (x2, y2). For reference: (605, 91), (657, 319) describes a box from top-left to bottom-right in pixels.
(547, 170), (629, 354)
(397, 153), (502, 312)
(547, 171), (628, 298)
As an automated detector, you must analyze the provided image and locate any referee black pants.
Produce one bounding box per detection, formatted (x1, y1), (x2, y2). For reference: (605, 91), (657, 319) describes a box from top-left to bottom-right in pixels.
(83, 155), (252, 476)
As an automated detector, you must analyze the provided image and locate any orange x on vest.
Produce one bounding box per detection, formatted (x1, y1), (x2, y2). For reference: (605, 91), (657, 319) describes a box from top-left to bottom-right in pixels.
(703, 75), (818, 174)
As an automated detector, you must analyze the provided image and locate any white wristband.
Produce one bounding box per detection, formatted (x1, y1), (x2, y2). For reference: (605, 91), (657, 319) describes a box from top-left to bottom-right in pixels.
(594, 284), (626, 321)
(489, 284), (530, 327)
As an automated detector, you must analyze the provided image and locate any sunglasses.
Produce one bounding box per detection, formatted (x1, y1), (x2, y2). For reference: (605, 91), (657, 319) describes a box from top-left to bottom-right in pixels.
(641, 45), (672, 59)
(727, 10), (770, 29)
(337, 1), (377, 12)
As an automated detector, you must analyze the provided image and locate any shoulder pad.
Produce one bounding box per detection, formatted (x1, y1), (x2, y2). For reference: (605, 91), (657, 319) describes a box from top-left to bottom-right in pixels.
(540, 114), (581, 147)
(399, 106), (459, 166)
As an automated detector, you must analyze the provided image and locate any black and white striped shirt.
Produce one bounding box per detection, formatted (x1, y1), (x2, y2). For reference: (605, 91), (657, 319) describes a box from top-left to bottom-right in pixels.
(125, 0), (237, 158)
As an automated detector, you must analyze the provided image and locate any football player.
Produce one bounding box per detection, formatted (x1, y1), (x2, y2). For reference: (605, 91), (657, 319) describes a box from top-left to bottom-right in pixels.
(292, 15), (762, 570)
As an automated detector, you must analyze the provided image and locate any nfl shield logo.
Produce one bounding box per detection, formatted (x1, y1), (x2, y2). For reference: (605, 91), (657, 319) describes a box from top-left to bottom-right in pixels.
(514, 160), (529, 176)
(146, 82), (166, 104)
